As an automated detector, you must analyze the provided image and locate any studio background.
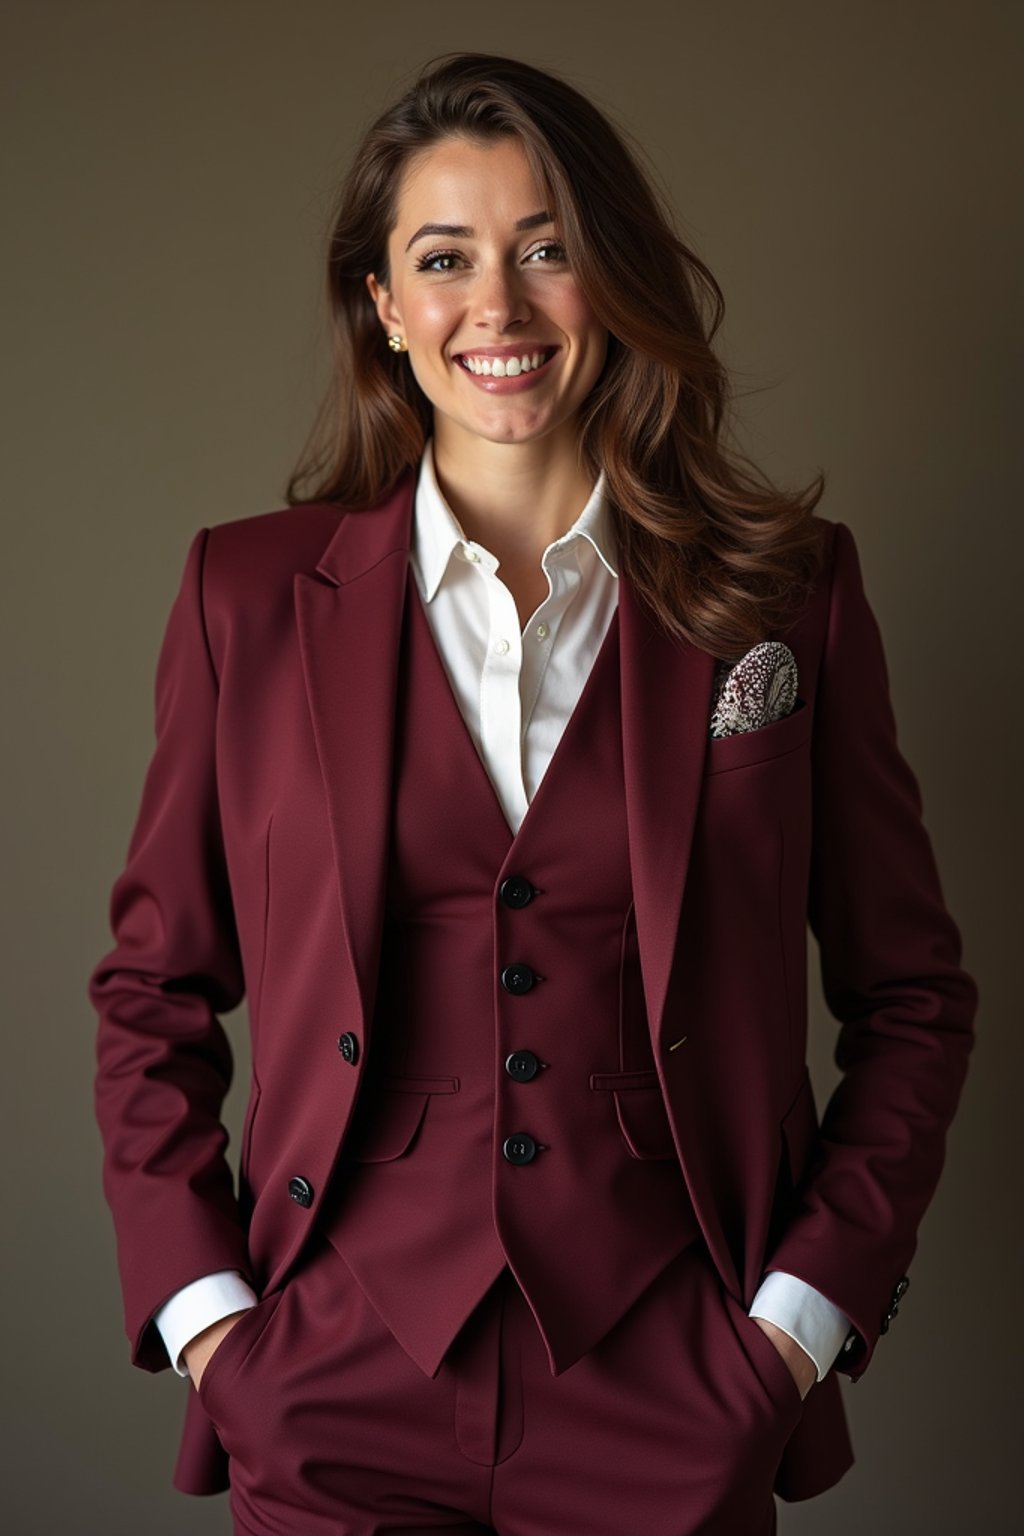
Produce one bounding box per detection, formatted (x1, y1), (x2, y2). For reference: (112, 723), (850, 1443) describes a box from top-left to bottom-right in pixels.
(2, 2), (1018, 1531)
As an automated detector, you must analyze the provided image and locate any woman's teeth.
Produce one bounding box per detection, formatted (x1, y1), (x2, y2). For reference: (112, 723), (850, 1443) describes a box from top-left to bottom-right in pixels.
(459, 350), (551, 377)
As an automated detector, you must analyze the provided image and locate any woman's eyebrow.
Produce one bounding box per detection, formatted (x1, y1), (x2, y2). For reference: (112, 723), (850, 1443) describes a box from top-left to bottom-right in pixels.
(404, 210), (554, 251)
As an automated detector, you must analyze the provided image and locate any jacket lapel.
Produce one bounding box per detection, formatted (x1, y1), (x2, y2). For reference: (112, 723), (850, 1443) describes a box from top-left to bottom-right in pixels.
(293, 472), (416, 1051)
(618, 573), (715, 1050)
(618, 574), (739, 1289)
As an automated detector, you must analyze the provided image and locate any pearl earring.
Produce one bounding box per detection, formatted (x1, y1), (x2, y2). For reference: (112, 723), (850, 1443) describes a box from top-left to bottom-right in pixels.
(387, 334), (408, 353)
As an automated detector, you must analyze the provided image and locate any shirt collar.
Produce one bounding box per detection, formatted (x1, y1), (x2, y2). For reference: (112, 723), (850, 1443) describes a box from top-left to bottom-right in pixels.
(413, 437), (619, 603)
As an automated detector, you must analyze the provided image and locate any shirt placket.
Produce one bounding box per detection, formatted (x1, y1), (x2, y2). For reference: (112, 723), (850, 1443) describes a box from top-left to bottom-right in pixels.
(466, 543), (529, 830)
(519, 543), (581, 736)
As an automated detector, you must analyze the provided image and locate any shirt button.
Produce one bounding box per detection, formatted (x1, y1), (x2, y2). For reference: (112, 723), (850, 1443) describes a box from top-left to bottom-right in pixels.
(464, 547), (480, 562)
(535, 623), (549, 639)
(494, 638), (510, 655)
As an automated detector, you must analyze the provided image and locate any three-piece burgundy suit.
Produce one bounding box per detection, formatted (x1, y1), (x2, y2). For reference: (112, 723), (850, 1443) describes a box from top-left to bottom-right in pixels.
(89, 471), (977, 1532)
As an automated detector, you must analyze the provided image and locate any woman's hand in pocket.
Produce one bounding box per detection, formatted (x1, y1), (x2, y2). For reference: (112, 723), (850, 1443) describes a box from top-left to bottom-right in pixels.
(750, 1317), (817, 1400)
(183, 1309), (252, 1391)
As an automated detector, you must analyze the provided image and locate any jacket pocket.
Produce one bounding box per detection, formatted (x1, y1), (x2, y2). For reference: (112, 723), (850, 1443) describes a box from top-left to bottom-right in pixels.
(195, 1286), (283, 1414)
(342, 1073), (460, 1163)
(590, 1068), (677, 1160)
(705, 696), (811, 775)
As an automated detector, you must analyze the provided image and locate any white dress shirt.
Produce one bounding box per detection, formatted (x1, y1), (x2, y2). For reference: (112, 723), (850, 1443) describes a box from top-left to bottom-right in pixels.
(154, 437), (852, 1383)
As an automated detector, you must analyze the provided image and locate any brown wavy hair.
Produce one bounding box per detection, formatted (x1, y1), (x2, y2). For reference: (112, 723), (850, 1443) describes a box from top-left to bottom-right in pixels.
(285, 51), (826, 658)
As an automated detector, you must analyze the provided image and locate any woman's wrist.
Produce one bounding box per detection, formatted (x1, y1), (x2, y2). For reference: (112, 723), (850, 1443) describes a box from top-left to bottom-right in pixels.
(182, 1309), (249, 1389)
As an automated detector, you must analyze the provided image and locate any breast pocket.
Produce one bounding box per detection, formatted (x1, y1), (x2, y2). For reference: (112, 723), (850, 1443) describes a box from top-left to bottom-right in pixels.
(705, 697), (812, 776)
(341, 1073), (460, 1163)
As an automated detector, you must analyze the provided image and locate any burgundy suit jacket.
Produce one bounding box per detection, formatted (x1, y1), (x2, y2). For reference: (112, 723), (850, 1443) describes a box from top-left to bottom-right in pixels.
(89, 472), (977, 1497)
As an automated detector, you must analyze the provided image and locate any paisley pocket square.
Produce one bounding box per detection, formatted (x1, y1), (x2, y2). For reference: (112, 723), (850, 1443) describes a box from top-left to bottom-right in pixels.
(709, 642), (799, 739)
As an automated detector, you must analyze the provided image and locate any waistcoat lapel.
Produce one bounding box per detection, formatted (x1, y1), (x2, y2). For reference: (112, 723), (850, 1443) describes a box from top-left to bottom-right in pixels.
(293, 472), (416, 1052)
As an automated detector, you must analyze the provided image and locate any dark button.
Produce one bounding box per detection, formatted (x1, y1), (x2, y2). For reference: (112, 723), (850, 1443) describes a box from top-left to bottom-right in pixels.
(893, 1275), (910, 1301)
(499, 875), (535, 909)
(287, 1176), (314, 1208)
(337, 1031), (360, 1065)
(502, 1132), (538, 1165)
(501, 963), (537, 995)
(505, 1049), (541, 1082)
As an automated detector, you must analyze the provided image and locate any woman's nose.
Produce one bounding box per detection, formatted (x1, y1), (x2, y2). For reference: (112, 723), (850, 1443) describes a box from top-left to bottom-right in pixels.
(470, 262), (531, 330)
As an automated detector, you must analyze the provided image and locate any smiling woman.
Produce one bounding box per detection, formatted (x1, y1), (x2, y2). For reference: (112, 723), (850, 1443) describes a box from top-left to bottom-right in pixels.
(89, 47), (977, 1536)
(363, 136), (609, 540)
(347, 132), (608, 633)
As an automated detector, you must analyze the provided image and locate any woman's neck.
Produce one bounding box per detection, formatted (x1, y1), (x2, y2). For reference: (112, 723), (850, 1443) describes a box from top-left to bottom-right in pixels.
(430, 424), (597, 570)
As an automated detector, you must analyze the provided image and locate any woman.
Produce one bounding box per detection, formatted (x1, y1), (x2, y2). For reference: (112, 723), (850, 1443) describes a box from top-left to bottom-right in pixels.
(89, 51), (977, 1536)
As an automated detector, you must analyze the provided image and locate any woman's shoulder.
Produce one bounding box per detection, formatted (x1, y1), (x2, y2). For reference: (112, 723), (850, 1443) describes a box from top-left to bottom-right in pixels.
(203, 500), (344, 589)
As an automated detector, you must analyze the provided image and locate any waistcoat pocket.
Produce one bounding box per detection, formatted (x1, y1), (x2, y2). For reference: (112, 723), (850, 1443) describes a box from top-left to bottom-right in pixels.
(589, 1068), (677, 1160)
(342, 1073), (460, 1163)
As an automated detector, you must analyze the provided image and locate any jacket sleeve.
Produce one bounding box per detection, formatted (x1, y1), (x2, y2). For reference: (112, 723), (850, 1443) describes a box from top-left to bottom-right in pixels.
(764, 518), (978, 1380)
(89, 526), (254, 1372)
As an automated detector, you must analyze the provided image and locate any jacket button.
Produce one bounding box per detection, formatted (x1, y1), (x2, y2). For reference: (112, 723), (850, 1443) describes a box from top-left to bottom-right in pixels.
(503, 1132), (538, 1165)
(287, 1176), (314, 1207)
(499, 875), (535, 909)
(894, 1275), (910, 1301)
(337, 1031), (360, 1065)
(501, 963), (537, 995)
(505, 1049), (540, 1081)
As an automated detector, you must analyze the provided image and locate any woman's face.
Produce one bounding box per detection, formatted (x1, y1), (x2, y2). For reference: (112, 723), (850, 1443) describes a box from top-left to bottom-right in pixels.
(366, 135), (608, 455)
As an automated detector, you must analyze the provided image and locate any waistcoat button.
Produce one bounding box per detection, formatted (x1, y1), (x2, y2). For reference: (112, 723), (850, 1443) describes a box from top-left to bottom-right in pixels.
(287, 1175), (314, 1208)
(337, 1031), (360, 1065)
(499, 875), (535, 909)
(501, 963), (537, 995)
(502, 1132), (538, 1165)
(505, 1049), (540, 1081)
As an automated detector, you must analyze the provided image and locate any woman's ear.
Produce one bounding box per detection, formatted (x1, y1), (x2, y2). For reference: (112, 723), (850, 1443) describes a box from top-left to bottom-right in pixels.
(365, 272), (402, 337)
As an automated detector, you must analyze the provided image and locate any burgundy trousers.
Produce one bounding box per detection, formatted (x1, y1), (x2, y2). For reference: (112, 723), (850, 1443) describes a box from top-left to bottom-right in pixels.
(196, 1229), (805, 1535)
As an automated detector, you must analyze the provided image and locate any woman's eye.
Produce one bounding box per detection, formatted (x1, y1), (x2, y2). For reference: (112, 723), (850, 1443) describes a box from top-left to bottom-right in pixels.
(528, 241), (567, 263)
(414, 250), (461, 273)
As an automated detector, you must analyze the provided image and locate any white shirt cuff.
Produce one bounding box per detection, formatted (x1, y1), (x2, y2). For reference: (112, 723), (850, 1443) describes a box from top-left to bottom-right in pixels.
(748, 1270), (852, 1382)
(152, 1270), (259, 1377)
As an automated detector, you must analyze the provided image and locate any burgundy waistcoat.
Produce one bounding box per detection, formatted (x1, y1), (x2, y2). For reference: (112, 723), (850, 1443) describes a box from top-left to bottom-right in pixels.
(318, 566), (700, 1378)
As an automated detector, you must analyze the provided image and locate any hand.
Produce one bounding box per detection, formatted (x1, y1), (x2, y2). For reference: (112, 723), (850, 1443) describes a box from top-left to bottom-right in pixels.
(751, 1317), (817, 1401)
(182, 1309), (250, 1391)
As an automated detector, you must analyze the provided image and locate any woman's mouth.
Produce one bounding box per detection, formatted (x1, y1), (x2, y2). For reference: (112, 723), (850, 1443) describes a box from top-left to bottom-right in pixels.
(456, 346), (558, 377)
(453, 346), (560, 392)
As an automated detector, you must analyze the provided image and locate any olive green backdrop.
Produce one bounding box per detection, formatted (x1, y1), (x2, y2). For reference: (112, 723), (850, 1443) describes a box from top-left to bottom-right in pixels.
(3, 1), (1018, 1530)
